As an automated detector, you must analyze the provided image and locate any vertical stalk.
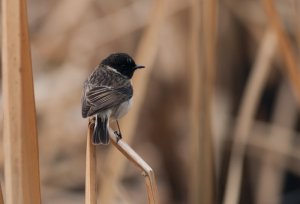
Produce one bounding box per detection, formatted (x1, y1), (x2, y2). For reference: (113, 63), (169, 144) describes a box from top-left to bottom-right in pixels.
(189, 0), (201, 201)
(189, 0), (216, 203)
(223, 30), (276, 204)
(85, 122), (97, 204)
(0, 185), (3, 204)
(2, 0), (41, 203)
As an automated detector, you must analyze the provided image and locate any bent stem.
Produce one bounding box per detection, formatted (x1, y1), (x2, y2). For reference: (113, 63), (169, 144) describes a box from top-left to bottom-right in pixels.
(86, 120), (159, 204)
(108, 128), (159, 204)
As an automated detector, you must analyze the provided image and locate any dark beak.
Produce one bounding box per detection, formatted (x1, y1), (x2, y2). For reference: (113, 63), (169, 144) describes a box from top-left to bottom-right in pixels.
(135, 64), (145, 69)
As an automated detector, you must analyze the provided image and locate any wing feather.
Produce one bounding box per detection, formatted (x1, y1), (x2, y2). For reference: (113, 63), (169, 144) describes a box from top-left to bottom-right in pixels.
(84, 84), (133, 117)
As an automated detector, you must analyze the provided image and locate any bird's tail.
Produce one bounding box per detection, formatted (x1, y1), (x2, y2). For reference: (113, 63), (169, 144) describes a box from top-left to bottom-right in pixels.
(93, 115), (109, 145)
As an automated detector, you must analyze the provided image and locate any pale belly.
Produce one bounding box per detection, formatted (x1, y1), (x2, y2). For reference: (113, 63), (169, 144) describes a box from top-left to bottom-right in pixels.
(111, 99), (132, 119)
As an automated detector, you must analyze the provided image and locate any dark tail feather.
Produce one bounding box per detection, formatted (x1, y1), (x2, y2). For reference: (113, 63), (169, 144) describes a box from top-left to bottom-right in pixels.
(93, 115), (109, 145)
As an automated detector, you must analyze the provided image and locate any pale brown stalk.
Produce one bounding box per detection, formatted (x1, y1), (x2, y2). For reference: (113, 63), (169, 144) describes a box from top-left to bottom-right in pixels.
(189, 0), (217, 203)
(263, 0), (300, 104)
(202, 0), (217, 202)
(2, 0), (41, 203)
(230, 120), (300, 164)
(99, 0), (167, 203)
(0, 185), (3, 204)
(256, 81), (297, 204)
(51, 0), (189, 60)
(292, 0), (300, 72)
(35, 0), (92, 57)
(223, 29), (277, 204)
(86, 119), (159, 203)
(108, 129), (159, 204)
(85, 121), (97, 204)
(292, 0), (300, 53)
(189, 0), (201, 202)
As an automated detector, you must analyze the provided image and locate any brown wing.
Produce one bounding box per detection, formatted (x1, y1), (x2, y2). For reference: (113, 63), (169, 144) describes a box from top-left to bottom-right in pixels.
(82, 83), (133, 118)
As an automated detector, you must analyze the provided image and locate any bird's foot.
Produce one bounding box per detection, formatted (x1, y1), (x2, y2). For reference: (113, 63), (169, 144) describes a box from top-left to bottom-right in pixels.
(114, 131), (122, 143)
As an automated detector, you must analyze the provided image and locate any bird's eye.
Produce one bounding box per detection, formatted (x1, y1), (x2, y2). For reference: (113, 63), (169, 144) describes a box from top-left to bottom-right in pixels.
(127, 58), (132, 64)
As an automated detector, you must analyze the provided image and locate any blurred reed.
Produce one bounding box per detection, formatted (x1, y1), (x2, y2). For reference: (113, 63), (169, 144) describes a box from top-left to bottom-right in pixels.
(293, 0), (300, 53)
(201, 0), (217, 202)
(189, 0), (217, 203)
(263, 0), (300, 104)
(256, 81), (298, 204)
(2, 0), (300, 204)
(2, 0), (41, 203)
(99, 0), (167, 203)
(223, 29), (277, 204)
(35, 0), (189, 64)
(248, 121), (300, 174)
(35, 0), (92, 58)
(188, 3), (201, 203)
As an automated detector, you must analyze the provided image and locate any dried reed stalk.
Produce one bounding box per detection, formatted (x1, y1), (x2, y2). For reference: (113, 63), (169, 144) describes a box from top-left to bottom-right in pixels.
(293, 0), (300, 74)
(248, 121), (300, 163)
(36, 0), (92, 57)
(44, 0), (189, 60)
(2, 0), (41, 203)
(189, 0), (217, 203)
(188, 0), (202, 201)
(223, 29), (277, 204)
(293, 0), (300, 52)
(248, 146), (300, 178)
(108, 129), (159, 204)
(256, 81), (297, 204)
(0, 185), (3, 204)
(246, 130), (300, 177)
(99, 0), (167, 203)
(263, 0), (300, 104)
(85, 121), (97, 204)
(202, 0), (217, 202)
(242, 130), (300, 176)
(86, 120), (159, 203)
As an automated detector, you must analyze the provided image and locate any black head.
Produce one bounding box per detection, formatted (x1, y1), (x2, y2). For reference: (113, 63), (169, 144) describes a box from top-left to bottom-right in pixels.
(101, 53), (145, 78)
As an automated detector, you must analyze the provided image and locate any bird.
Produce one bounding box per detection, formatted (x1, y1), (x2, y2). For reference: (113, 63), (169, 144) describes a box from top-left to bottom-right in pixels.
(81, 53), (145, 145)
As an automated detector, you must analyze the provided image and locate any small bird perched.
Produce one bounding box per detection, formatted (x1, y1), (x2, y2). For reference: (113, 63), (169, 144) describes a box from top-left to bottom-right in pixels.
(81, 53), (145, 145)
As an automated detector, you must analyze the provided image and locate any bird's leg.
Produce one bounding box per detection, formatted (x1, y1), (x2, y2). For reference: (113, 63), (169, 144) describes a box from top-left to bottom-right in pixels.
(114, 119), (122, 142)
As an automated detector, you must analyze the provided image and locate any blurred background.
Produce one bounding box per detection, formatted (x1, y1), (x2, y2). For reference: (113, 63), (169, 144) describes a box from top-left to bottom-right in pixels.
(1, 0), (300, 203)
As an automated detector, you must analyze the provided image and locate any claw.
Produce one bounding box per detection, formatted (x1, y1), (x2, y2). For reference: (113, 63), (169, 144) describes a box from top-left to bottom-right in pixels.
(114, 131), (122, 143)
